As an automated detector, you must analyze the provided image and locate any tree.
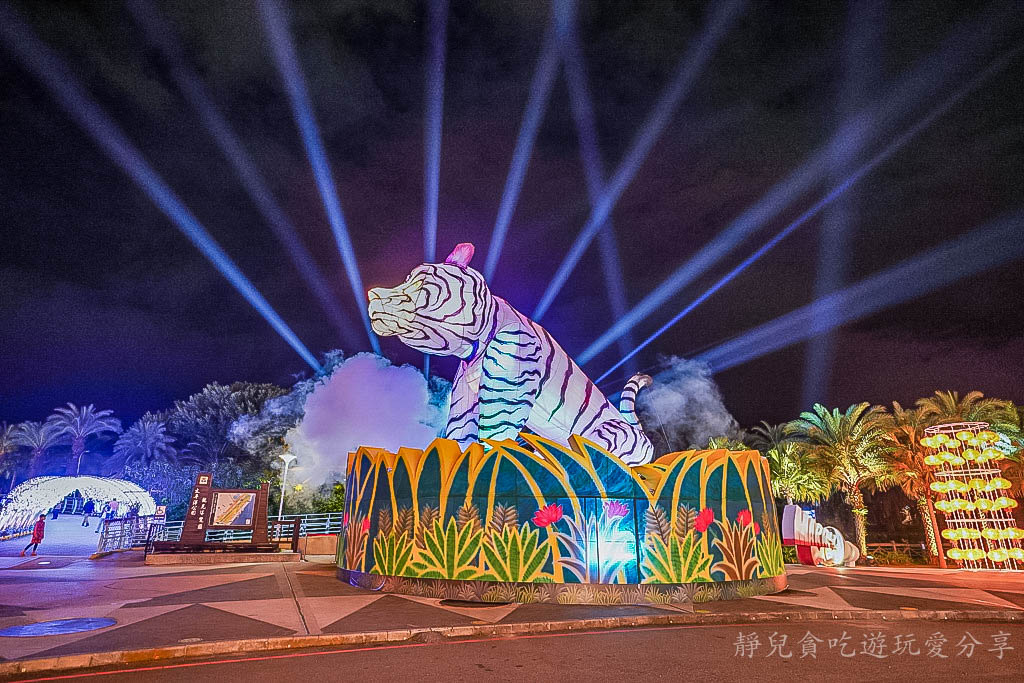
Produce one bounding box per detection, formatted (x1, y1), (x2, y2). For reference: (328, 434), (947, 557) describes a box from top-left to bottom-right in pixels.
(113, 418), (177, 469)
(166, 382), (287, 467)
(750, 422), (830, 505)
(0, 423), (26, 492)
(12, 421), (63, 478)
(786, 403), (894, 558)
(878, 403), (943, 563)
(915, 391), (1021, 440)
(48, 403), (122, 476)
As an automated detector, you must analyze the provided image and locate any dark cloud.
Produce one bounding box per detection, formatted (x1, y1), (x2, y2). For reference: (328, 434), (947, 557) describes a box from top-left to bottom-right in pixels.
(1, 0), (1022, 426)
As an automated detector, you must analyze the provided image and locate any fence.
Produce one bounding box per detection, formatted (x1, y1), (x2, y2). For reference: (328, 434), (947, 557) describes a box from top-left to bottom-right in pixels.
(158, 512), (343, 543)
(95, 515), (156, 554)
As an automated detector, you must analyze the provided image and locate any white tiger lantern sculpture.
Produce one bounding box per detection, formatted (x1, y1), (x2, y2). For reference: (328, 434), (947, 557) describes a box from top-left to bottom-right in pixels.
(368, 242), (655, 465)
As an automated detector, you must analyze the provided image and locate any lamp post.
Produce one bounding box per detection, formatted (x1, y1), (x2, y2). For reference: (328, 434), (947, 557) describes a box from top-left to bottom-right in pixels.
(277, 452), (297, 519)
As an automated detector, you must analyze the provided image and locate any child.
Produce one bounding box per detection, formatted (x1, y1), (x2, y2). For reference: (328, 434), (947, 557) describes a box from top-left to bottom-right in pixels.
(21, 514), (46, 556)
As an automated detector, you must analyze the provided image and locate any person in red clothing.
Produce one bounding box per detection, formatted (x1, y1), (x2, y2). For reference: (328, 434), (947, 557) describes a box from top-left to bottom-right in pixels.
(21, 514), (46, 556)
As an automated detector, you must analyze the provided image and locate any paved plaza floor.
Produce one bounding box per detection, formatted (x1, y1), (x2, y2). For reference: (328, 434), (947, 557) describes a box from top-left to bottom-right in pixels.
(1, 551), (1022, 665)
(0, 514), (102, 558)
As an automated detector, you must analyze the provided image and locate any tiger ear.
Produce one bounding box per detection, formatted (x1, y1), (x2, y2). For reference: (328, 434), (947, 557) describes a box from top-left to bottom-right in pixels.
(444, 243), (475, 268)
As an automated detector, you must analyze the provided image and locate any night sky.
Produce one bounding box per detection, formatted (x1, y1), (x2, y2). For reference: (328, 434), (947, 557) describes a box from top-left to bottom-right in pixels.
(2, 1), (1022, 429)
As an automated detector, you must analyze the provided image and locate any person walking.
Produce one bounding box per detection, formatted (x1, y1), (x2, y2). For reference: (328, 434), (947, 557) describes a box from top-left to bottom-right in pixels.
(21, 514), (46, 556)
(50, 505), (60, 520)
(82, 499), (95, 527)
(95, 501), (110, 533)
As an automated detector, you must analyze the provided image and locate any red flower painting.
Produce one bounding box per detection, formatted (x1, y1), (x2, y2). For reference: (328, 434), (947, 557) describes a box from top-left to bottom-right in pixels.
(361, 517), (371, 533)
(342, 512), (349, 528)
(753, 522), (761, 535)
(532, 503), (564, 527)
(736, 509), (753, 527)
(694, 507), (715, 533)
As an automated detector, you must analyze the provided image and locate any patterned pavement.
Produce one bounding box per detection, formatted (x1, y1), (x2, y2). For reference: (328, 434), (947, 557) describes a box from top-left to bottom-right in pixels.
(0, 555), (1022, 663)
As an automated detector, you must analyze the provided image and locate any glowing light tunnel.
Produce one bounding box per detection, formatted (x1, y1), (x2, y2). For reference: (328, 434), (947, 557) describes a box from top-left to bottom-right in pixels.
(532, 0), (746, 320)
(482, 0), (570, 281)
(562, 26), (636, 372)
(578, 5), (1024, 366)
(694, 209), (1024, 373)
(0, 477), (156, 536)
(128, 0), (362, 351)
(258, 0), (380, 354)
(0, 5), (321, 372)
(593, 43), (1022, 384)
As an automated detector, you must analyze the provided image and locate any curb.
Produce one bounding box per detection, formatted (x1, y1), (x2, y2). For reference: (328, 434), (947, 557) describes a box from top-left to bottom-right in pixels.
(1, 609), (1022, 677)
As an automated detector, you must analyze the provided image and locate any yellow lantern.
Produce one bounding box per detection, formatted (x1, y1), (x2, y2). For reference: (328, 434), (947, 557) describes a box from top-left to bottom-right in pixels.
(1009, 548), (1024, 561)
(941, 528), (958, 540)
(955, 430), (975, 442)
(966, 548), (986, 561)
(988, 549), (1009, 562)
(982, 528), (1001, 540)
(947, 547), (964, 560)
(978, 430), (998, 441)
(920, 436), (937, 449)
(934, 433), (949, 444)
(962, 448), (979, 461)
(924, 454), (942, 466)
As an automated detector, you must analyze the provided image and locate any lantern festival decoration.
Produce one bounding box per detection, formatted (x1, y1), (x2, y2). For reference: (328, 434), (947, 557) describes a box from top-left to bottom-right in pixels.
(921, 422), (1022, 570)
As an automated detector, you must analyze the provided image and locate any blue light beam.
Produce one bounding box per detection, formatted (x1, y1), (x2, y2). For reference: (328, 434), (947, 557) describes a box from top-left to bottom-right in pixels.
(562, 26), (637, 371)
(696, 210), (1024, 372)
(531, 0), (746, 319)
(482, 0), (570, 281)
(423, 0), (448, 265)
(594, 44), (1022, 385)
(578, 4), (1023, 365)
(257, 0), (380, 353)
(800, 0), (885, 407)
(422, 0), (449, 377)
(0, 4), (321, 371)
(128, 0), (362, 351)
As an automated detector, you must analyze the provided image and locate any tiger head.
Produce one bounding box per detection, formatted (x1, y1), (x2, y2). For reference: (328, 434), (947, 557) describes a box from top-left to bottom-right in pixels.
(368, 243), (498, 359)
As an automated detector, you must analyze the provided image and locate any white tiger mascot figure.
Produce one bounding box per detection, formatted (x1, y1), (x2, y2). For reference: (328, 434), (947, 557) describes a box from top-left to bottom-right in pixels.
(368, 242), (655, 466)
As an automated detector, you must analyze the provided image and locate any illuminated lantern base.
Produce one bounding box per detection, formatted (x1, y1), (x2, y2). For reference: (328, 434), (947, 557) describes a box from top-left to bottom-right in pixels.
(338, 434), (788, 604)
(0, 476), (157, 538)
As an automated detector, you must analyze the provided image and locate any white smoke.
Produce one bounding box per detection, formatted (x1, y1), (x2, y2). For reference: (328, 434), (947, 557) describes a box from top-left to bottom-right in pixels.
(636, 355), (739, 453)
(284, 353), (450, 485)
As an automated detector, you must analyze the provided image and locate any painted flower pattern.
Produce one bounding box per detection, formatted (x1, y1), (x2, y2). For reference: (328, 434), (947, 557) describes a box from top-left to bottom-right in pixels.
(736, 509), (753, 527)
(694, 508), (715, 533)
(343, 512), (349, 528)
(532, 503), (564, 527)
(604, 501), (630, 519)
(362, 517), (371, 533)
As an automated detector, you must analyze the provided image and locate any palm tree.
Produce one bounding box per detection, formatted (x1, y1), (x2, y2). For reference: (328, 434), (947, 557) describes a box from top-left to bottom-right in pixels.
(749, 422), (830, 504)
(113, 418), (177, 469)
(878, 403), (943, 564)
(48, 403), (122, 476)
(0, 423), (24, 492)
(786, 403), (894, 557)
(12, 421), (62, 478)
(916, 390), (1021, 438)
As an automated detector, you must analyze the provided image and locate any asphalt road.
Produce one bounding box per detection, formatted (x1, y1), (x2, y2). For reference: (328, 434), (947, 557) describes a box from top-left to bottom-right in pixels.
(7, 620), (1022, 683)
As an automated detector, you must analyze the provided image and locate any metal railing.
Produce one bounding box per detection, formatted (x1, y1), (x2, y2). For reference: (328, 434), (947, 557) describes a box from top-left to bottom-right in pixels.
(96, 515), (156, 554)
(158, 512), (343, 543)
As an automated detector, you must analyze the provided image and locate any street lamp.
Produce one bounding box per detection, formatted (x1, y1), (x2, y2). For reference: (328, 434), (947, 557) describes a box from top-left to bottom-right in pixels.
(277, 452), (297, 519)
